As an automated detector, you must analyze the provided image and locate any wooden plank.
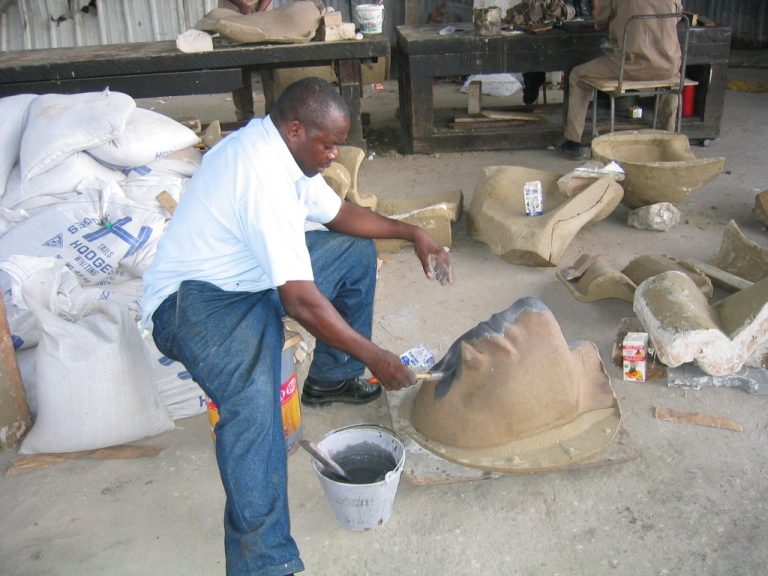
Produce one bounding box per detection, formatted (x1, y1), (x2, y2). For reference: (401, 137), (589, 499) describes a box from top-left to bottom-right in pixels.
(0, 38), (391, 82)
(405, 0), (419, 26)
(466, 80), (481, 115)
(0, 69), (245, 99)
(0, 299), (31, 451)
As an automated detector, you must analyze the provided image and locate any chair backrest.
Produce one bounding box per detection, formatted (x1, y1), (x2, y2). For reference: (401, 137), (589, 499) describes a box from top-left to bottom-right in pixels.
(617, 13), (691, 95)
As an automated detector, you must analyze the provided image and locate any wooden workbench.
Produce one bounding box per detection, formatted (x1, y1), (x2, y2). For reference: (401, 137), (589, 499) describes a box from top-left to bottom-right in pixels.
(0, 36), (390, 149)
(396, 24), (731, 154)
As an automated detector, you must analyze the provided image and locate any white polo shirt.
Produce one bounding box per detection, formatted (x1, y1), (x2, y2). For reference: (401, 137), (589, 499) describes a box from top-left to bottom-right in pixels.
(140, 115), (342, 330)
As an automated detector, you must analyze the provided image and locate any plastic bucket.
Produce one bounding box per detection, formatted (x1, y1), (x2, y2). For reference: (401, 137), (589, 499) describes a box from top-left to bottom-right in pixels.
(312, 424), (406, 531)
(355, 4), (384, 35)
(682, 84), (697, 117)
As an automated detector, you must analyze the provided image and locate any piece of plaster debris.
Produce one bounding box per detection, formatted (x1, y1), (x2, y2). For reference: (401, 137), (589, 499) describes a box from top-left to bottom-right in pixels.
(654, 406), (743, 432)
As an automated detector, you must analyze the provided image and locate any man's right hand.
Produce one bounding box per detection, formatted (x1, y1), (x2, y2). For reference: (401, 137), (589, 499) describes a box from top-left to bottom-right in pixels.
(368, 349), (416, 391)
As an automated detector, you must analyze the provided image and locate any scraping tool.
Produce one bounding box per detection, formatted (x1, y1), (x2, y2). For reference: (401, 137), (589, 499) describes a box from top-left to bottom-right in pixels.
(299, 439), (352, 482)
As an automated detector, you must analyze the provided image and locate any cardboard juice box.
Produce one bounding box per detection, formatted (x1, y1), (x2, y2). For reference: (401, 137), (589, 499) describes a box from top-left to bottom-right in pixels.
(623, 332), (648, 382)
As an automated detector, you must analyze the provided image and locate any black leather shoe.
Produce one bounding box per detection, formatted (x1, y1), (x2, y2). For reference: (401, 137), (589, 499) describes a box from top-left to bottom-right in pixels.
(301, 376), (382, 407)
(558, 139), (588, 160)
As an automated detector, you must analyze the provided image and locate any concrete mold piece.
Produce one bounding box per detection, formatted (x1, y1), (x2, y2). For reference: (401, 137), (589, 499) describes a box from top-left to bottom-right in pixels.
(467, 166), (623, 267)
(557, 254), (712, 303)
(591, 130), (725, 208)
(398, 297), (621, 474)
(712, 220), (768, 282)
(556, 253), (636, 302)
(376, 190), (463, 253)
(322, 145), (378, 210)
(197, 2), (322, 44)
(322, 146), (461, 252)
(634, 271), (768, 376)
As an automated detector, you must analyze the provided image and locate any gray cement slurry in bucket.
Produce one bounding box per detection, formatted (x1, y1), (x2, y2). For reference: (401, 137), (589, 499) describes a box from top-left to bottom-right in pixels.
(320, 441), (396, 484)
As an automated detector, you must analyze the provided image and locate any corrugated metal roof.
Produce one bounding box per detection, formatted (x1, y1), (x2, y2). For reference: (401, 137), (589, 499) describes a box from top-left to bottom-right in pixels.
(0, 0), (406, 51)
(686, 0), (767, 48)
(4, 0), (762, 52)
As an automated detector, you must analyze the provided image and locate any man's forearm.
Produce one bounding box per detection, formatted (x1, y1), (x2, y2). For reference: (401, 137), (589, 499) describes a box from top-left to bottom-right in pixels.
(326, 201), (422, 242)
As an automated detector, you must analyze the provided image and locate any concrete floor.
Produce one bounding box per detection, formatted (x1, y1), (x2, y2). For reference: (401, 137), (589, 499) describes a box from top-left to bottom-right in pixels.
(1, 61), (767, 576)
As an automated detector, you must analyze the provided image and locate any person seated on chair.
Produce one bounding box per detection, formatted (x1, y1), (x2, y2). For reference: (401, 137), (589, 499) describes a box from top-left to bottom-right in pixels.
(559, 0), (683, 160)
(220, 0), (272, 15)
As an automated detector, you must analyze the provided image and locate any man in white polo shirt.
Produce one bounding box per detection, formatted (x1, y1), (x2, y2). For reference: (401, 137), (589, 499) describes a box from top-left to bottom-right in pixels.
(141, 77), (451, 576)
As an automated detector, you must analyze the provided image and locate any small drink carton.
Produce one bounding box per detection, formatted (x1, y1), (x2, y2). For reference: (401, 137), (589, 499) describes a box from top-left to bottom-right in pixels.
(622, 332), (648, 382)
(524, 180), (543, 216)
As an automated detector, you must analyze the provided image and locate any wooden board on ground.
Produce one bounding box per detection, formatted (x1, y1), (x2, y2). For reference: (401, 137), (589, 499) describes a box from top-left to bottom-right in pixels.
(385, 387), (640, 486)
(454, 111), (543, 123)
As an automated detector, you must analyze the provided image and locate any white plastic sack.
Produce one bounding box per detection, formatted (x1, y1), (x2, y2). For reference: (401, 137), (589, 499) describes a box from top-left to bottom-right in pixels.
(14, 347), (37, 417)
(1, 154), (124, 213)
(460, 73), (523, 97)
(0, 256), (144, 350)
(120, 161), (194, 216)
(88, 107), (200, 169)
(0, 94), (37, 197)
(0, 184), (165, 286)
(18, 260), (174, 454)
(20, 90), (136, 180)
(144, 335), (207, 420)
(0, 206), (30, 237)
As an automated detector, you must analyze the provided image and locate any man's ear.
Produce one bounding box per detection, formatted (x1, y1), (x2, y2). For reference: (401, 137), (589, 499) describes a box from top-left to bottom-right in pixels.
(283, 120), (304, 143)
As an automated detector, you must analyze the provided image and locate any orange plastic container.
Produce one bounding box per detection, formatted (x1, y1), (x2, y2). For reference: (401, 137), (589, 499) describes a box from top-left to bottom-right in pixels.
(206, 328), (302, 454)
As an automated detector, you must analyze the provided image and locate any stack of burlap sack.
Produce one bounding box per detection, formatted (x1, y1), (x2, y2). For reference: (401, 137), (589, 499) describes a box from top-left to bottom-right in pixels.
(0, 90), (208, 455)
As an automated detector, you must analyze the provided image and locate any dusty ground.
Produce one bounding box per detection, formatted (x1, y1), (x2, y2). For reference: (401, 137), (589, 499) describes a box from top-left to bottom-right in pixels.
(1, 59), (767, 576)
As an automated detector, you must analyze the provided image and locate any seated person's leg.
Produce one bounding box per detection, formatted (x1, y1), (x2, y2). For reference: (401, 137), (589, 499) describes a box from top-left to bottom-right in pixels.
(522, 71), (547, 106)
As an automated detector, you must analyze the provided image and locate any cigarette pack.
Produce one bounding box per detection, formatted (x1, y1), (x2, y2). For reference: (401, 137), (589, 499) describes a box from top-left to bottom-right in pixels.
(622, 332), (648, 382)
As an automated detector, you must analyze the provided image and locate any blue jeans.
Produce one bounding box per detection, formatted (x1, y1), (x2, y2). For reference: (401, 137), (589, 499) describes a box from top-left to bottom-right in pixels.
(151, 231), (377, 576)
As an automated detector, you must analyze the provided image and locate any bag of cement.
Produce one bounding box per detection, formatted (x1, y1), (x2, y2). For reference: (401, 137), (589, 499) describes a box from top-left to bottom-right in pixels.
(87, 108), (200, 169)
(0, 183), (164, 286)
(0, 255), (143, 350)
(460, 74), (523, 97)
(20, 90), (135, 180)
(144, 334), (207, 420)
(119, 148), (202, 216)
(0, 94), (37, 197)
(557, 160), (625, 197)
(0, 205), (30, 237)
(1, 154), (124, 215)
(18, 259), (174, 454)
(13, 347), (37, 416)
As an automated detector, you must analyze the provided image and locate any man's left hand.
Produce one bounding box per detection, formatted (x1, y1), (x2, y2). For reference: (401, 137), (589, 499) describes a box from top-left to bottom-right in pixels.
(414, 231), (453, 286)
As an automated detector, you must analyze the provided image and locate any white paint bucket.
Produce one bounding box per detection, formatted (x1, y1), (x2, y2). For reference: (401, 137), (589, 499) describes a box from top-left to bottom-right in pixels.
(312, 424), (406, 531)
(354, 4), (385, 35)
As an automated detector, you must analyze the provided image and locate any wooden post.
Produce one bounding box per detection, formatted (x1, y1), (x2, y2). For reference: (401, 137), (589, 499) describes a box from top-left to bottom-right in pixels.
(467, 80), (482, 114)
(405, 0), (419, 25)
(0, 299), (31, 451)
